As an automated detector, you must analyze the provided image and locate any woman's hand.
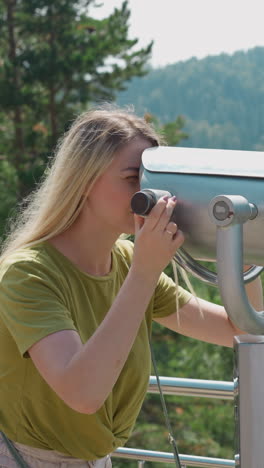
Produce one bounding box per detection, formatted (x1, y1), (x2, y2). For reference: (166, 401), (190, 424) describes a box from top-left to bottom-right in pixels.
(132, 196), (184, 279)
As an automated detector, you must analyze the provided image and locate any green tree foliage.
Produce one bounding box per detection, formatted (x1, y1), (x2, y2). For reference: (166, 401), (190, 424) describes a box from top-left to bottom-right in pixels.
(117, 47), (264, 152)
(0, 0), (152, 204)
(0, 158), (18, 238)
(144, 113), (188, 146)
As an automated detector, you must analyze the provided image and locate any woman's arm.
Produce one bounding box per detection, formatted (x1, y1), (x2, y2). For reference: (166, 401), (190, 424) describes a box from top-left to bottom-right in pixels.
(155, 275), (263, 348)
(28, 270), (160, 414)
(28, 197), (183, 414)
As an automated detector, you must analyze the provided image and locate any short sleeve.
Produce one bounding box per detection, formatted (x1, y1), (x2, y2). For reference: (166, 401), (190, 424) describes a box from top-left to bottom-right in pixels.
(0, 261), (77, 357)
(153, 272), (192, 319)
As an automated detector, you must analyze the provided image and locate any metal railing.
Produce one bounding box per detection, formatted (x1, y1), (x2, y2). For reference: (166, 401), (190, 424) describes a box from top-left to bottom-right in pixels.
(148, 376), (234, 400)
(112, 376), (235, 468)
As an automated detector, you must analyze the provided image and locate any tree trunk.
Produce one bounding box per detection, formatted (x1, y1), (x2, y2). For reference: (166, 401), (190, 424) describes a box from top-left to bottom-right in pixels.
(49, 84), (58, 147)
(6, 0), (25, 197)
(48, 5), (58, 147)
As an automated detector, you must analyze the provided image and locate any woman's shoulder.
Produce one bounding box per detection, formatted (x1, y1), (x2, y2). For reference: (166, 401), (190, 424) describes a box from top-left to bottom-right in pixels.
(115, 237), (134, 255)
(0, 242), (62, 281)
(114, 238), (134, 266)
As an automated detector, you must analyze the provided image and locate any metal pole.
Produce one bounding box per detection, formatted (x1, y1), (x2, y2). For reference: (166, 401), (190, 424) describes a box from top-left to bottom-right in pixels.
(234, 335), (264, 468)
(137, 461), (145, 468)
(114, 447), (235, 466)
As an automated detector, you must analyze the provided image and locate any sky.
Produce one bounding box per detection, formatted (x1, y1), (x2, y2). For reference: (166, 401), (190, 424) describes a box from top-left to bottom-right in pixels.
(91, 0), (264, 68)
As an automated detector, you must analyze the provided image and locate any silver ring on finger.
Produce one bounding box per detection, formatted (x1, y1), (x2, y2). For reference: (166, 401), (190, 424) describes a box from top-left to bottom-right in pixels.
(165, 229), (174, 235)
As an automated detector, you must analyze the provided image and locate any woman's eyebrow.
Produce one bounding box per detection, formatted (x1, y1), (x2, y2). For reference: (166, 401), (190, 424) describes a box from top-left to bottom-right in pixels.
(121, 166), (140, 172)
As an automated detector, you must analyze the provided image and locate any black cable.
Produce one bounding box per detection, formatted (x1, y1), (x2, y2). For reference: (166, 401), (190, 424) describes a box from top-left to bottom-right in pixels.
(149, 342), (182, 468)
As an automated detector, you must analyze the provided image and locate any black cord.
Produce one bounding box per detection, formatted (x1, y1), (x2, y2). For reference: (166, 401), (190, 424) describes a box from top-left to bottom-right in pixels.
(0, 431), (30, 468)
(149, 342), (182, 468)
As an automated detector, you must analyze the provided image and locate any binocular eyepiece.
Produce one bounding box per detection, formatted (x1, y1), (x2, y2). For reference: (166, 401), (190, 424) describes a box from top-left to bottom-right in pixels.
(131, 189), (172, 216)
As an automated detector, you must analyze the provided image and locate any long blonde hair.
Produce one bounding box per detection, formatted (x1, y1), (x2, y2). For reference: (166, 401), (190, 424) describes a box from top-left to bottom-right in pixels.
(1, 105), (161, 261)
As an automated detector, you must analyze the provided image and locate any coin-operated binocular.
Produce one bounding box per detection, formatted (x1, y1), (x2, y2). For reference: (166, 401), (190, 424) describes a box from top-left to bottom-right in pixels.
(131, 146), (264, 467)
(131, 146), (264, 335)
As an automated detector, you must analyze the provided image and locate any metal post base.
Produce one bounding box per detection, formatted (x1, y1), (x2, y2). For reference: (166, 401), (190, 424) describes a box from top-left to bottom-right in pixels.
(234, 335), (264, 467)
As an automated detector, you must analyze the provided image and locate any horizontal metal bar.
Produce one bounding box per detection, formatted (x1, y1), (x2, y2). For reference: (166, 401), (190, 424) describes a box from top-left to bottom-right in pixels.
(149, 376), (234, 400)
(113, 447), (235, 467)
(113, 379), (235, 466)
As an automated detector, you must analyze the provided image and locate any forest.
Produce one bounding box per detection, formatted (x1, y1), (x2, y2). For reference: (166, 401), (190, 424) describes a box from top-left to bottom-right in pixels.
(1, 0), (263, 466)
(117, 46), (264, 152)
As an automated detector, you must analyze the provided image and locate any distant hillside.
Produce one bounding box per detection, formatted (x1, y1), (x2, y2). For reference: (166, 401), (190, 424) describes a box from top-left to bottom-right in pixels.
(117, 47), (264, 151)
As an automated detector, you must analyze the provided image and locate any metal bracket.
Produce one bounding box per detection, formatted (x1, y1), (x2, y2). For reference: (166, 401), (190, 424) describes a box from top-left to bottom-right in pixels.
(209, 195), (264, 334)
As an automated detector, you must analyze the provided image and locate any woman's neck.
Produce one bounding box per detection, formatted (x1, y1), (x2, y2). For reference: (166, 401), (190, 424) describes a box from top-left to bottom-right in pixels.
(49, 215), (119, 276)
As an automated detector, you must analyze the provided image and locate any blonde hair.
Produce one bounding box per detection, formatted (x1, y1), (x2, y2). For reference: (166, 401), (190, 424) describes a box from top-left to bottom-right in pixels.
(172, 258), (202, 323)
(0, 104), (162, 262)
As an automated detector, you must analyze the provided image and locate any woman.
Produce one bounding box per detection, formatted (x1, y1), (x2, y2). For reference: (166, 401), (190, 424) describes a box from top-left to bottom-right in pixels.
(0, 105), (262, 467)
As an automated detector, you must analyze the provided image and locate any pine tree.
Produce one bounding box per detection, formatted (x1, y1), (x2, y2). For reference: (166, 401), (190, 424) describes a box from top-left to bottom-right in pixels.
(0, 0), (153, 201)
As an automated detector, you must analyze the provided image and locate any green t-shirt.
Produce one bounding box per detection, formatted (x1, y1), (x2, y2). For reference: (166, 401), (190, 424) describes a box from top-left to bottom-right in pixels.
(0, 240), (192, 460)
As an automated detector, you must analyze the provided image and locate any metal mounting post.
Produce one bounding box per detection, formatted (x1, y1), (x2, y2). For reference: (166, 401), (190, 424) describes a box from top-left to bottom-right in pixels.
(234, 335), (264, 467)
(209, 195), (264, 334)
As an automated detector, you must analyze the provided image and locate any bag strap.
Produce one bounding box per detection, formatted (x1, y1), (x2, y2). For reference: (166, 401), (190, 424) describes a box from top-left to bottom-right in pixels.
(0, 431), (31, 468)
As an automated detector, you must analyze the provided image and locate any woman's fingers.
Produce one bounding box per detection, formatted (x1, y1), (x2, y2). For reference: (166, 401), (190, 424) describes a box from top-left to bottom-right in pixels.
(134, 214), (145, 235)
(164, 221), (178, 237)
(158, 196), (177, 232)
(141, 196), (168, 231)
(133, 195), (184, 277)
(134, 195), (184, 251)
(164, 221), (185, 249)
(143, 196), (176, 231)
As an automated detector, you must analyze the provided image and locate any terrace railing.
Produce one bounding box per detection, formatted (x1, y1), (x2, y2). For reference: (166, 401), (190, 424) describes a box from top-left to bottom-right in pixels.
(113, 376), (235, 468)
